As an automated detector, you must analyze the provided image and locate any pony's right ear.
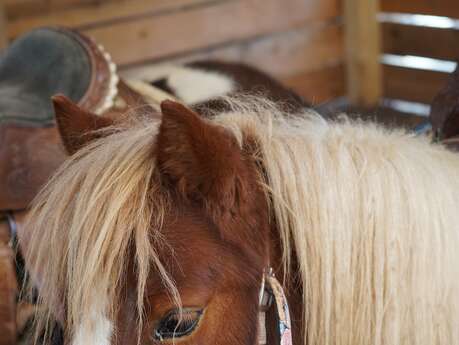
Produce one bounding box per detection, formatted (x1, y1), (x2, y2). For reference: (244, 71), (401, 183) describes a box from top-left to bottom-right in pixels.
(52, 94), (113, 155)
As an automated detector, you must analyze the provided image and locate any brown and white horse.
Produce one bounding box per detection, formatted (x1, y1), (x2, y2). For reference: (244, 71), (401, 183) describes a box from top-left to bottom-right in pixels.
(23, 95), (459, 345)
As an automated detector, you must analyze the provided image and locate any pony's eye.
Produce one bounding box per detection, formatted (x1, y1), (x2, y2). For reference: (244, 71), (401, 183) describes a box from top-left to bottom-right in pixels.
(153, 308), (203, 341)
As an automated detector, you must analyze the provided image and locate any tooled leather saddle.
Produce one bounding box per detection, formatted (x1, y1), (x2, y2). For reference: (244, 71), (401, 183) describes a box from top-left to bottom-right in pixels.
(0, 26), (183, 344)
(0, 27), (119, 211)
(0, 27), (131, 345)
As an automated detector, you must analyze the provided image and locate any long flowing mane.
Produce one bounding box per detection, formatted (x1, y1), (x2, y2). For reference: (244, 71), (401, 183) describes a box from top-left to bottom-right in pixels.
(218, 98), (459, 345)
(25, 116), (179, 343)
(26, 97), (459, 345)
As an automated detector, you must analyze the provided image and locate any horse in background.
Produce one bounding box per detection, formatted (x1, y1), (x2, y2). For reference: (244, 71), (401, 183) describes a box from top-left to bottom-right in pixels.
(21, 93), (459, 345)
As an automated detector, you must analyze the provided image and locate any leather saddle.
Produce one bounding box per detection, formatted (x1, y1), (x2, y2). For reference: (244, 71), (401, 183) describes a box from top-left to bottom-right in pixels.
(0, 27), (119, 212)
(0, 26), (161, 344)
(0, 27), (120, 344)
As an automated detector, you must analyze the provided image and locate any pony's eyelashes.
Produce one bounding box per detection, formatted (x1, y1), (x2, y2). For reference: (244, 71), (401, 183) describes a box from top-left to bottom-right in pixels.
(153, 308), (204, 342)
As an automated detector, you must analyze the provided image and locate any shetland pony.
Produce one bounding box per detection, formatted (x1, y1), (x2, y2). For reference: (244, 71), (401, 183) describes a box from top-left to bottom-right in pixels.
(23, 95), (459, 345)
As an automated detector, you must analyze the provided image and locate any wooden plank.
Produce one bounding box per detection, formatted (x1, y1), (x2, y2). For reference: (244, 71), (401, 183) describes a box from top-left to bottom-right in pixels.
(284, 64), (345, 104)
(383, 22), (459, 61)
(121, 23), (344, 80)
(84, 0), (339, 66)
(48, 0), (104, 7)
(7, 0), (216, 38)
(4, 0), (49, 20)
(121, 23), (345, 104)
(344, 0), (382, 107)
(5, 0), (124, 19)
(381, 0), (459, 19)
(383, 65), (449, 104)
(0, 2), (7, 50)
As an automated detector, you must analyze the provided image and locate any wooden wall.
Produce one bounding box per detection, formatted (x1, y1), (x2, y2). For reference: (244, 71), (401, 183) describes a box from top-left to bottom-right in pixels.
(3, 0), (345, 104)
(381, 0), (459, 108)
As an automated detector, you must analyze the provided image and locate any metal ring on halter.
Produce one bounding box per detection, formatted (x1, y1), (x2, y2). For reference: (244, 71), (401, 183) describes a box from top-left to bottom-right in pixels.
(259, 267), (274, 310)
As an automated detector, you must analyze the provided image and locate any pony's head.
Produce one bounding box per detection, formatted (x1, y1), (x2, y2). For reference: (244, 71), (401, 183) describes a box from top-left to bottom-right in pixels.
(25, 94), (459, 345)
(25, 96), (272, 345)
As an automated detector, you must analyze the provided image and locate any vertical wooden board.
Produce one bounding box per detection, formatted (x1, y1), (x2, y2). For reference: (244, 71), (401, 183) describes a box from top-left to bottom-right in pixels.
(381, 0), (459, 19)
(344, 0), (382, 107)
(85, 0), (340, 66)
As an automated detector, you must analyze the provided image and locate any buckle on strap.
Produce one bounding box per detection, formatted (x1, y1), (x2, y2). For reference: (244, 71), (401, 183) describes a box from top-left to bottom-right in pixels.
(258, 268), (292, 345)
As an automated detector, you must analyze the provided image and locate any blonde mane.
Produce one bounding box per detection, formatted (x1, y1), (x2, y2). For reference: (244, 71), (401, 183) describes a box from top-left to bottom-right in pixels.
(26, 97), (459, 345)
(215, 98), (459, 345)
(25, 117), (178, 343)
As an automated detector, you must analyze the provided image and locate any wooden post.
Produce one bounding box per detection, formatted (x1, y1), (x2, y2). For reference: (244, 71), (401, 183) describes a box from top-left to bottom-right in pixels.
(0, 2), (7, 51)
(344, 0), (382, 107)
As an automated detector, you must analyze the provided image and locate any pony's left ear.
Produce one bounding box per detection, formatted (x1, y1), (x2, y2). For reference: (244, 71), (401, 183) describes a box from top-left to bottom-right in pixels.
(52, 94), (114, 155)
(157, 100), (253, 222)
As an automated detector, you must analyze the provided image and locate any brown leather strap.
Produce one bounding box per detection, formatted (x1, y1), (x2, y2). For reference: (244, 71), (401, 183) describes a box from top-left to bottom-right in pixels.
(0, 219), (17, 345)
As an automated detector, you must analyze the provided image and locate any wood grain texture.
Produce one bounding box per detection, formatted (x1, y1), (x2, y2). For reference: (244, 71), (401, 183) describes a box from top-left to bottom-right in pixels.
(381, 0), (459, 19)
(7, 0), (217, 38)
(383, 23), (459, 61)
(284, 64), (345, 104)
(83, 0), (339, 66)
(120, 22), (345, 103)
(344, 0), (382, 106)
(4, 0), (125, 19)
(4, 0), (48, 20)
(383, 65), (449, 104)
(121, 23), (344, 79)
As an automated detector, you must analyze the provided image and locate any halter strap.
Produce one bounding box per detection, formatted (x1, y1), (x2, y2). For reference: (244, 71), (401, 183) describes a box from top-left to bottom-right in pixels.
(258, 268), (293, 345)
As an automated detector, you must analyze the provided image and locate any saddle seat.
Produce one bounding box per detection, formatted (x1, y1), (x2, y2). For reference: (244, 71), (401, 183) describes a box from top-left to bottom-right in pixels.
(1, 28), (88, 126)
(0, 27), (118, 211)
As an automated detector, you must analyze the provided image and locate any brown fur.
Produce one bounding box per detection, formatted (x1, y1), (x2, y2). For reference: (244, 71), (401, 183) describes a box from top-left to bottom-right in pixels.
(29, 98), (274, 345)
(52, 94), (114, 155)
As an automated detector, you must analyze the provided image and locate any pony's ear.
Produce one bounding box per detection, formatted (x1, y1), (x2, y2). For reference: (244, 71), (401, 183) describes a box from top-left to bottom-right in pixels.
(157, 100), (252, 221)
(52, 94), (113, 155)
